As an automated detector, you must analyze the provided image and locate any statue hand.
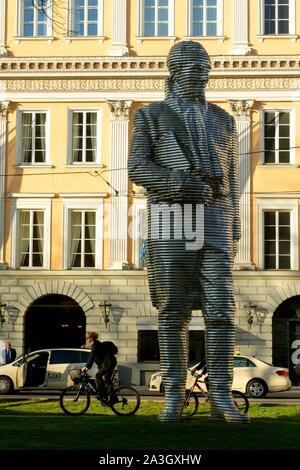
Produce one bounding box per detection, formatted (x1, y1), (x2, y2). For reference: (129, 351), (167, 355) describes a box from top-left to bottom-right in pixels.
(184, 175), (213, 205)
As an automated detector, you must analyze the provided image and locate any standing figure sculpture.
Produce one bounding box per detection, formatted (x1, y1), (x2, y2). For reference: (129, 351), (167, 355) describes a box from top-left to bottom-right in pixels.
(128, 41), (249, 424)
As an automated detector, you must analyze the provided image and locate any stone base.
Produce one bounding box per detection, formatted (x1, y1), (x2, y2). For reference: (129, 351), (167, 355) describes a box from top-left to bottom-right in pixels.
(230, 45), (252, 55)
(108, 45), (129, 56)
(233, 262), (256, 271)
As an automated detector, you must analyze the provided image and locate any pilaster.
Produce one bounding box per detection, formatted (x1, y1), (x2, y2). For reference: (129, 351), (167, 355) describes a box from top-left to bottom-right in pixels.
(0, 0), (7, 57)
(230, 100), (255, 270)
(0, 101), (9, 269)
(109, 0), (129, 56)
(231, 0), (252, 55)
(107, 100), (132, 269)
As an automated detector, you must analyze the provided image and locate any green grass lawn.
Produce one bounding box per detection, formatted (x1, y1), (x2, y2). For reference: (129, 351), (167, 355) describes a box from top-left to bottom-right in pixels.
(0, 399), (300, 450)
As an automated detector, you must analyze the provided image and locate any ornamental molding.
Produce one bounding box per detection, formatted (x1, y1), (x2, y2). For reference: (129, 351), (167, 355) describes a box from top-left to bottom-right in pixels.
(108, 100), (133, 120)
(229, 100), (255, 118)
(0, 101), (9, 121)
(2, 55), (300, 76)
(0, 77), (299, 93)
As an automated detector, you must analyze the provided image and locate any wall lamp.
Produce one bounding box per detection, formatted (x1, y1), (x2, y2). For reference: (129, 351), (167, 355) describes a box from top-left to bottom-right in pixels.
(99, 301), (113, 329)
(0, 303), (20, 328)
(243, 302), (265, 329)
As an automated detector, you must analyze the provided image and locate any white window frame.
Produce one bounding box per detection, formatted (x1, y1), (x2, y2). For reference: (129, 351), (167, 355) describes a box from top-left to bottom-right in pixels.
(62, 197), (104, 270)
(10, 196), (52, 270)
(256, 197), (298, 270)
(16, 0), (53, 37)
(131, 197), (147, 270)
(138, 0), (175, 37)
(259, 0), (296, 36)
(16, 109), (51, 166)
(67, 108), (101, 165)
(67, 0), (104, 37)
(259, 107), (295, 165)
(187, 0), (223, 37)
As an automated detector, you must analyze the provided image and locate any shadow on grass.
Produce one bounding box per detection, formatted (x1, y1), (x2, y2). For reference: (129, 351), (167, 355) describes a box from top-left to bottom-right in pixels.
(0, 401), (300, 450)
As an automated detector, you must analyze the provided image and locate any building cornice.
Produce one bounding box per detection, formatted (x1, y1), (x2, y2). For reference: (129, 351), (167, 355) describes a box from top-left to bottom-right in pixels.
(1, 55), (300, 78)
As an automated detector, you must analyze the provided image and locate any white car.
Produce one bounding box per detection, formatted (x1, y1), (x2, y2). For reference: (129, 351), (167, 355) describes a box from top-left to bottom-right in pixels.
(149, 355), (292, 398)
(0, 348), (97, 394)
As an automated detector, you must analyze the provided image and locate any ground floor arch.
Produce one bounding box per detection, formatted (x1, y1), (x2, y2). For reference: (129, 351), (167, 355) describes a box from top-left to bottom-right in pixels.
(24, 294), (86, 352)
(273, 296), (300, 384)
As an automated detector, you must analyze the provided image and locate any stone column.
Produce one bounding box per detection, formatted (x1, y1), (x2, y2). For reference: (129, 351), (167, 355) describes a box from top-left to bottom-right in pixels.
(230, 100), (255, 270)
(109, 0), (129, 56)
(107, 100), (132, 269)
(231, 0), (251, 55)
(0, 0), (7, 57)
(0, 101), (9, 269)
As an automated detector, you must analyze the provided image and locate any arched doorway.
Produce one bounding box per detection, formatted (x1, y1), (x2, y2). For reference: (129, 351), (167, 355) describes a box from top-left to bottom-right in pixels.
(273, 296), (300, 384)
(25, 294), (86, 352)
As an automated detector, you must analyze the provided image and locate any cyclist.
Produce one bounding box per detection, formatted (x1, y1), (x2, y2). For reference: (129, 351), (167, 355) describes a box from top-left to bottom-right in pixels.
(81, 332), (117, 404)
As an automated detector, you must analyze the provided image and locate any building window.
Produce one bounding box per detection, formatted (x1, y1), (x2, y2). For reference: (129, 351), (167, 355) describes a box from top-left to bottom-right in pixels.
(19, 0), (51, 37)
(63, 198), (103, 270)
(18, 210), (45, 268)
(69, 0), (103, 36)
(70, 210), (96, 268)
(191, 0), (217, 36)
(263, 111), (291, 164)
(69, 110), (100, 164)
(19, 111), (49, 165)
(264, 211), (291, 269)
(264, 0), (290, 34)
(138, 330), (160, 362)
(141, 0), (174, 36)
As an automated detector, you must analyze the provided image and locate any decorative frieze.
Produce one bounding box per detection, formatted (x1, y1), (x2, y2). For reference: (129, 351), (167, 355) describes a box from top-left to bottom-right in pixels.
(0, 77), (299, 94)
(2, 56), (300, 75)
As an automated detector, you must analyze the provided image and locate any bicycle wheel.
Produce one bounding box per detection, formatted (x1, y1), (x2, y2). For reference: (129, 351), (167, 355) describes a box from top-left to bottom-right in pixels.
(60, 385), (90, 416)
(232, 390), (249, 415)
(182, 391), (199, 417)
(110, 385), (140, 416)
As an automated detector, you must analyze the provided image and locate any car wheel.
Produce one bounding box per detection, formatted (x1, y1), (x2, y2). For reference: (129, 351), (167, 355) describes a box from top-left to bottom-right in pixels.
(0, 376), (14, 394)
(246, 379), (268, 398)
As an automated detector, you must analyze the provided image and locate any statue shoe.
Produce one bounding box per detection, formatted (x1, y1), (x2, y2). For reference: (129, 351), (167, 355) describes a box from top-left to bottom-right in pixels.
(210, 395), (250, 424)
(157, 408), (183, 422)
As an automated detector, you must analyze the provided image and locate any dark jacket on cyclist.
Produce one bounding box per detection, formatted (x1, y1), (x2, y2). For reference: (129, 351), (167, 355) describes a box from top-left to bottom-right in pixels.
(85, 339), (117, 400)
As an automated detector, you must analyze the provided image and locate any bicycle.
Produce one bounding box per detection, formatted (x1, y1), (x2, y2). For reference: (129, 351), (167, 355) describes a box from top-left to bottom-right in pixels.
(59, 369), (140, 417)
(182, 364), (249, 417)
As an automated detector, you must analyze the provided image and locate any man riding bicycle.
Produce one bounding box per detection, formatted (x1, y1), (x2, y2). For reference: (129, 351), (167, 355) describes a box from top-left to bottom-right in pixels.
(82, 332), (117, 404)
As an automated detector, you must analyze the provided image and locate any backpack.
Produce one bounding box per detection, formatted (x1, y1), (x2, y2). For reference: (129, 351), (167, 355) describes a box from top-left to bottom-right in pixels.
(102, 341), (118, 356)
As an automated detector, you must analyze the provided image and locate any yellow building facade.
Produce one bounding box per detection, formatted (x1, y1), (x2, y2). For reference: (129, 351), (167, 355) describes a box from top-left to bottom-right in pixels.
(1, 0), (300, 385)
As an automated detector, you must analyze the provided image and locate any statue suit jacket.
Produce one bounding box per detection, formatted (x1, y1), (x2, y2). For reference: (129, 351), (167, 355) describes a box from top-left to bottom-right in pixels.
(128, 98), (241, 309)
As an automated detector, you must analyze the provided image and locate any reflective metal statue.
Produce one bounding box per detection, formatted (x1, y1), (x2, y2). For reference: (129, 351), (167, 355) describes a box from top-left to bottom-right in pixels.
(128, 41), (249, 424)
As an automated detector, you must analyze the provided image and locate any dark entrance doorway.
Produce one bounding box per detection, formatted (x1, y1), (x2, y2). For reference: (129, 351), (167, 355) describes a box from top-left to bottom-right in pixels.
(273, 296), (300, 384)
(25, 294), (86, 352)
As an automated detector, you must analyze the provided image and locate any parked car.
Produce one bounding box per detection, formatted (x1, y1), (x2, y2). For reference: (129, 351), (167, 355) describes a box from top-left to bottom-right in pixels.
(149, 355), (292, 398)
(0, 348), (97, 394)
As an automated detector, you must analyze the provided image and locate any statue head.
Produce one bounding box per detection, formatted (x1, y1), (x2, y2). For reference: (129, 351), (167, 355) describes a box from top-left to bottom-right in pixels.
(166, 41), (211, 99)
